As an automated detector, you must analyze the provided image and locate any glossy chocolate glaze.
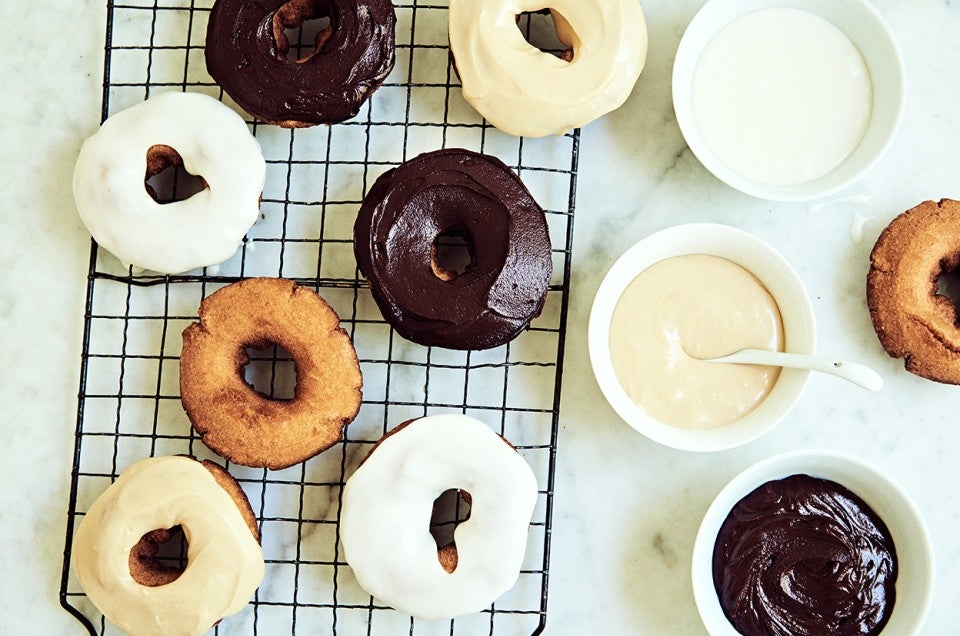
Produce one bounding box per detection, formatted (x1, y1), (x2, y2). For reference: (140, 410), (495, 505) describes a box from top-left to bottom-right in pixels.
(205, 0), (396, 126)
(354, 148), (552, 350)
(713, 474), (898, 636)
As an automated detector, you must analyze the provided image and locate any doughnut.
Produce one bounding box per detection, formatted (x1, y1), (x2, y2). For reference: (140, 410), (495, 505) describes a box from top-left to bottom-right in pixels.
(71, 456), (264, 635)
(340, 414), (539, 620)
(205, 0), (396, 127)
(180, 278), (363, 469)
(867, 198), (960, 384)
(353, 148), (552, 350)
(448, 0), (648, 137)
(72, 91), (265, 274)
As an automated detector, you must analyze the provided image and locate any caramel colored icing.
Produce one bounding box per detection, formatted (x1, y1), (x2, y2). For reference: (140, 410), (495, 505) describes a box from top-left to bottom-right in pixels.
(448, 0), (647, 137)
(609, 255), (783, 428)
(72, 456), (264, 635)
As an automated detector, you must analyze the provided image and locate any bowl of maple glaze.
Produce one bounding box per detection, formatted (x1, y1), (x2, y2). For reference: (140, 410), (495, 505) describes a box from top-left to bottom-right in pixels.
(588, 223), (815, 452)
(692, 450), (934, 635)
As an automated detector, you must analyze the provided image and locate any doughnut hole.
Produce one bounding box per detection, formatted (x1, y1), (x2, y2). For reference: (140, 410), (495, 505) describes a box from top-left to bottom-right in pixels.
(936, 256), (960, 324)
(430, 488), (472, 573)
(516, 9), (575, 62)
(272, 0), (334, 63)
(431, 228), (474, 281)
(242, 341), (298, 401)
(129, 525), (188, 587)
(145, 145), (207, 204)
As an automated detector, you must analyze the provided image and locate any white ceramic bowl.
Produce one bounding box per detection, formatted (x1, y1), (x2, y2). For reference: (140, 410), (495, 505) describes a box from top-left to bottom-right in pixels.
(692, 450), (934, 635)
(588, 224), (815, 451)
(672, 0), (905, 201)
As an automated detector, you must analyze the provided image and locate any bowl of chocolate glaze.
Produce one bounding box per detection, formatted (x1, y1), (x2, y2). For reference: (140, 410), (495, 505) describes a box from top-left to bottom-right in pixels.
(588, 223), (815, 451)
(692, 450), (934, 635)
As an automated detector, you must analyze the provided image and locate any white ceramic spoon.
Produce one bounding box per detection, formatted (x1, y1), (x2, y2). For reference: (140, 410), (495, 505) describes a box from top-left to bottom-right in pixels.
(702, 349), (884, 392)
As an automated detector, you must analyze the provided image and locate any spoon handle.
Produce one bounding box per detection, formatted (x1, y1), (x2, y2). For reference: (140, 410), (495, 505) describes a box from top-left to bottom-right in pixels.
(706, 349), (884, 392)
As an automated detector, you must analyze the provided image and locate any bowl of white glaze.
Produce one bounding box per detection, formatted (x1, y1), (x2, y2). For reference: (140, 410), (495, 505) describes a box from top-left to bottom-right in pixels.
(693, 450), (934, 635)
(587, 223), (815, 452)
(672, 0), (904, 202)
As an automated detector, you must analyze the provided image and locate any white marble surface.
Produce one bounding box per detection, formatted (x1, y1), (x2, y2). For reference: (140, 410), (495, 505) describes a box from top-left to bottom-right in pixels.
(4, 0), (960, 633)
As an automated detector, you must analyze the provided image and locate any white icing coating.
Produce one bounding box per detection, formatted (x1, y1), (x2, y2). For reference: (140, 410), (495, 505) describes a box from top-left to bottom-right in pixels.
(448, 0), (648, 137)
(72, 91), (266, 274)
(691, 8), (872, 186)
(71, 456), (264, 635)
(340, 414), (539, 620)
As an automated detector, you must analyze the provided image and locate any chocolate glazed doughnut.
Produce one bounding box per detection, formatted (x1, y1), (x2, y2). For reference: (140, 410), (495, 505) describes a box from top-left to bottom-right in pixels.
(354, 148), (552, 350)
(205, 0), (396, 127)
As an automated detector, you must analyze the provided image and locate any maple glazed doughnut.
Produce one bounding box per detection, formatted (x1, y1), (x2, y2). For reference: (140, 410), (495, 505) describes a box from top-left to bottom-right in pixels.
(867, 198), (960, 384)
(71, 456), (264, 635)
(180, 278), (363, 469)
(447, 0), (648, 137)
(72, 91), (265, 274)
(205, 0), (396, 127)
(340, 414), (539, 620)
(353, 148), (552, 350)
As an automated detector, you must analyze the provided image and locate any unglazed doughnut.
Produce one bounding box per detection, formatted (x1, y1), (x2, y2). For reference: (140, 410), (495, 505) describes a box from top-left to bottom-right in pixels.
(205, 0), (396, 127)
(448, 0), (648, 137)
(72, 91), (265, 274)
(354, 148), (552, 350)
(867, 198), (960, 384)
(180, 278), (363, 469)
(71, 456), (264, 635)
(340, 414), (538, 620)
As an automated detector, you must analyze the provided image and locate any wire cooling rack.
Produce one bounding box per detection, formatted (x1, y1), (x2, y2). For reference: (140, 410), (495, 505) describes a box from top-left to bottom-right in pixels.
(60, 1), (579, 634)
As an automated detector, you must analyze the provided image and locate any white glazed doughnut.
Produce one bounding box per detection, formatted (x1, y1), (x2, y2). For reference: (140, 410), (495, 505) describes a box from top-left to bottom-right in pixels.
(448, 0), (648, 137)
(72, 91), (266, 274)
(340, 414), (539, 620)
(71, 456), (264, 635)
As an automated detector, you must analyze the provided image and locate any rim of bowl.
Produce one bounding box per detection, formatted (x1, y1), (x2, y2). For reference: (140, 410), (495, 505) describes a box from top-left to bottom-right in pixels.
(692, 449), (935, 635)
(587, 223), (815, 452)
(672, 0), (906, 202)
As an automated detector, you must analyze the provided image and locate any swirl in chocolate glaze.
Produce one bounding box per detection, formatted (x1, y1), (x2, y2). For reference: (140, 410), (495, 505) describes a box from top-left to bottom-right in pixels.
(354, 148), (552, 350)
(713, 474), (898, 636)
(205, 0), (396, 127)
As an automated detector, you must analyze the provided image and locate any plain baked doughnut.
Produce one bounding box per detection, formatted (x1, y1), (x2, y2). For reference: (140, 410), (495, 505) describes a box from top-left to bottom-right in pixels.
(71, 456), (264, 635)
(340, 414), (538, 620)
(867, 198), (960, 384)
(180, 278), (363, 468)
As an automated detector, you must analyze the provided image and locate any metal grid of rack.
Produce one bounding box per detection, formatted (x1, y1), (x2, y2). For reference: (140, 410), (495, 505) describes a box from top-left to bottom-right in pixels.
(60, 1), (579, 633)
